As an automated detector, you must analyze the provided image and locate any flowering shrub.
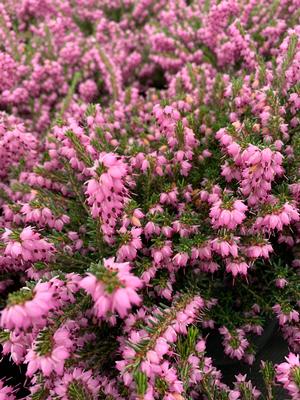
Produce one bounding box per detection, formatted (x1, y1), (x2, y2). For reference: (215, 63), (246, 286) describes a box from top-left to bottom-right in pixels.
(0, 0), (299, 399)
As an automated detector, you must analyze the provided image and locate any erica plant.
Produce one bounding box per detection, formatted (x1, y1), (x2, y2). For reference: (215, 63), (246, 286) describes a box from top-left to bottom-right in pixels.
(0, 0), (299, 399)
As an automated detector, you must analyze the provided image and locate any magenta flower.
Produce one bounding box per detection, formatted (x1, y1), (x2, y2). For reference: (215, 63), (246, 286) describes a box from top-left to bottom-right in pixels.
(276, 353), (300, 399)
(2, 226), (55, 262)
(233, 374), (261, 399)
(0, 379), (16, 400)
(86, 153), (129, 243)
(219, 327), (249, 361)
(0, 282), (57, 330)
(52, 368), (100, 399)
(211, 237), (239, 258)
(117, 227), (143, 261)
(226, 259), (249, 277)
(273, 304), (299, 326)
(25, 327), (73, 377)
(80, 258), (142, 319)
(210, 199), (247, 229)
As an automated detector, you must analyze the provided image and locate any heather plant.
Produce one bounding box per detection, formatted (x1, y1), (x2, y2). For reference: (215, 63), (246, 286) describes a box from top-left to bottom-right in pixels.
(0, 1), (299, 399)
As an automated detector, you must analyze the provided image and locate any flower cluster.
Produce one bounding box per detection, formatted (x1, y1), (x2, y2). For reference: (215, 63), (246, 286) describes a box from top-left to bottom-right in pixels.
(79, 258), (142, 320)
(0, 379), (16, 400)
(86, 154), (129, 244)
(1, 281), (57, 330)
(0, 0), (299, 399)
(276, 353), (300, 399)
(2, 227), (55, 263)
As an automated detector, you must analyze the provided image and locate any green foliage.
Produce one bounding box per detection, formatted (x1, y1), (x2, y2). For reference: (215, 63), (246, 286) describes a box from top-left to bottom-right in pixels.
(177, 326), (199, 360)
(0, 329), (10, 343)
(35, 328), (54, 356)
(7, 287), (33, 306)
(261, 360), (276, 399)
(73, 16), (95, 36)
(65, 130), (94, 167)
(59, 72), (82, 118)
(30, 388), (50, 400)
(276, 34), (298, 89)
(88, 260), (122, 293)
(176, 327), (200, 393)
(8, 158), (26, 180)
(134, 371), (148, 396)
(67, 381), (93, 400)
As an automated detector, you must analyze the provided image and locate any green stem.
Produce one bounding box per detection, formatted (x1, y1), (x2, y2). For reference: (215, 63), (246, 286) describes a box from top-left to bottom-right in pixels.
(241, 283), (272, 313)
(59, 71), (82, 118)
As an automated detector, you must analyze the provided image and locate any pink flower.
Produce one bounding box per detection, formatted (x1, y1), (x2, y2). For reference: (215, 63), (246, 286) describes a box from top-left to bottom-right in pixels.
(211, 237), (239, 258)
(0, 282), (57, 330)
(226, 259), (249, 277)
(209, 198), (247, 230)
(219, 327), (249, 360)
(191, 242), (211, 260)
(80, 258), (142, 319)
(2, 331), (29, 364)
(151, 241), (173, 264)
(86, 153), (129, 243)
(160, 188), (179, 205)
(233, 374), (261, 399)
(173, 252), (189, 267)
(275, 278), (288, 288)
(276, 353), (300, 399)
(273, 304), (299, 325)
(0, 379), (16, 400)
(144, 221), (161, 238)
(195, 339), (206, 353)
(2, 227), (55, 262)
(25, 327), (73, 377)
(117, 227), (143, 261)
(253, 203), (299, 232)
(245, 242), (273, 259)
(52, 368), (100, 399)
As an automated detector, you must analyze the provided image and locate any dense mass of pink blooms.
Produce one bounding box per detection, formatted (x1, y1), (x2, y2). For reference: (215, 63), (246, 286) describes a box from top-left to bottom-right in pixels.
(0, 0), (299, 399)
